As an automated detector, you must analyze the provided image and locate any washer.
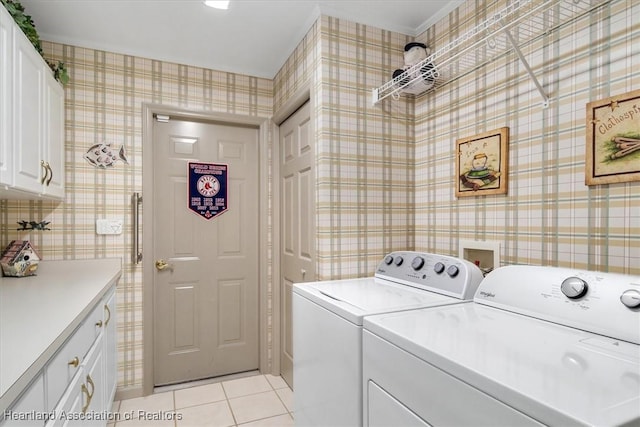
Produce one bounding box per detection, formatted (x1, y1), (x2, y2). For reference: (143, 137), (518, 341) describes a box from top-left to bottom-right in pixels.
(363, 265), (640, 426)
(292, 251), (484, 427)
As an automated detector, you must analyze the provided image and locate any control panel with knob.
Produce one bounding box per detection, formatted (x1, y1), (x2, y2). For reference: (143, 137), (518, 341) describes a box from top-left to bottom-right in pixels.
(474, 265), (640, 345)
(375, 251), (484, 300)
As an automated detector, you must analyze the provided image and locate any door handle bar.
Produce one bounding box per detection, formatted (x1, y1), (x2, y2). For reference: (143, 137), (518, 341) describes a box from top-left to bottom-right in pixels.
(132, 192), (143, 264)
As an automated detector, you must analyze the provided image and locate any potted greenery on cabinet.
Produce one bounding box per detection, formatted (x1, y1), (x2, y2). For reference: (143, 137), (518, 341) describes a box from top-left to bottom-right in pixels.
(1, 0), (68, 84)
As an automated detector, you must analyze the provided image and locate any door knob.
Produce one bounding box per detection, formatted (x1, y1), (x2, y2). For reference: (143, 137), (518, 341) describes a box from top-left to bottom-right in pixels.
(155, 259), (170, 271)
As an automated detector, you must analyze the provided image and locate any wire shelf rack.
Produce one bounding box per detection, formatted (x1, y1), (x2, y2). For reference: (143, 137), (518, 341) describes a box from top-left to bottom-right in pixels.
(372, 0), (613, 106)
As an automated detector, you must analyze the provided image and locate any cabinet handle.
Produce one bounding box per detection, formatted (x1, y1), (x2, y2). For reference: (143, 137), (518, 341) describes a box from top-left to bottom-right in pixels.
(45, 163), (53, 186)
(40, 161), (48, 184)
(81, 383), (91, 413)
(86, 374), (95, 399)
(68, 356), (80, 368)
(104, 304), (111, 326)
(95, 320), (103, 328)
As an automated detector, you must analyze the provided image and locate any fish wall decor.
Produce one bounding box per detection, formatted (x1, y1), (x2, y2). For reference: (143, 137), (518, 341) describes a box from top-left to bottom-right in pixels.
(84, 142), (129, 168)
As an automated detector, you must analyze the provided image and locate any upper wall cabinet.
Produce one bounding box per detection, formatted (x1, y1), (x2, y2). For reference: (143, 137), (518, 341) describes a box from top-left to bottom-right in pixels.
(0, 4), (65, 201)
(372, 0), (612, 106)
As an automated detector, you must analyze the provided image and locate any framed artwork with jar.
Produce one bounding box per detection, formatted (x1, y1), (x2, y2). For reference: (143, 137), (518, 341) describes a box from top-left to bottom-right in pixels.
(455, 127), (509, 197)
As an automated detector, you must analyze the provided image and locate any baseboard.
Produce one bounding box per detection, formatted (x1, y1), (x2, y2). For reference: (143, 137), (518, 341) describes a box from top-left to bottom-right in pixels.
(114, 386), (144, 401)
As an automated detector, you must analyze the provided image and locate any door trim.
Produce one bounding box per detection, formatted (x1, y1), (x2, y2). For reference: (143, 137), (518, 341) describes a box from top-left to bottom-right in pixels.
(141, 104), (270, 396)
(271, 82), (312, 377)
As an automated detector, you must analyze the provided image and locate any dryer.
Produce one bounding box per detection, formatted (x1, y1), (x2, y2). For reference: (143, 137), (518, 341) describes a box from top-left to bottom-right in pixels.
(363, 265), (640, 426)
(292, 251), (484, 427)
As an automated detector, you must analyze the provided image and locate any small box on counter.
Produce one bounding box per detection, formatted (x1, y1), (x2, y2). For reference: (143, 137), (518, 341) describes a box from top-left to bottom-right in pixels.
(1, 240), (40, 277)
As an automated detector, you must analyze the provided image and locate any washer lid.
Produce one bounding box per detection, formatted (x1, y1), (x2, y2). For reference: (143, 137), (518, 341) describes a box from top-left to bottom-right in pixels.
(364, 303), (640, 427)
(293, 277), (458, 325)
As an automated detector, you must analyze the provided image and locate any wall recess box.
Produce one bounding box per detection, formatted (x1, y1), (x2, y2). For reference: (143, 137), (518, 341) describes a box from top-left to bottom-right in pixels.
(459, 240), (500, 275)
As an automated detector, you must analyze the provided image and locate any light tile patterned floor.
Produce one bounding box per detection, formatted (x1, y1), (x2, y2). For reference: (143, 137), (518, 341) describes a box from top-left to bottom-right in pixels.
(109, 375), (293, 427)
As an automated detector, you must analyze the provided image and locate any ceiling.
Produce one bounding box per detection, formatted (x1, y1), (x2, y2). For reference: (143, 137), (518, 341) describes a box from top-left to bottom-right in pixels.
(19, 0), (463, 79)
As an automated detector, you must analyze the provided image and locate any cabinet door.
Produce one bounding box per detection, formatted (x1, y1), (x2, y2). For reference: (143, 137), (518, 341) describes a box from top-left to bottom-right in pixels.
(45, 369), (83, 427)
(12, 26), (44, 195)
(102, 289), (117, 406)
(0, 5), (12, 186)
(1, 374), (46, 427)
(49, 336), (105, 427)
(43, 73), (65, 198)
(82, 335), (104, 426)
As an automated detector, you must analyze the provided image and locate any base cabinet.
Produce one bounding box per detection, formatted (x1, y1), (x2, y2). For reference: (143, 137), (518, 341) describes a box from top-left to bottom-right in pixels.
(48, 335), (104, 427)
(1, 376), (46, 427)
(0, 286), (117, 427)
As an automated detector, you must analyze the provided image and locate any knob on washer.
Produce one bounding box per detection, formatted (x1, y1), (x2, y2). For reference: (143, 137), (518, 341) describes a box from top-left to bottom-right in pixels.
(394, 256), (404, 266)
(411, 257), (425, 271)
(561, 277), (588, 299)
(620, 289), (640, 308)
(434, 262), (445, 274)
(384, 255), (394, 265)
(447, 265), (459, 277)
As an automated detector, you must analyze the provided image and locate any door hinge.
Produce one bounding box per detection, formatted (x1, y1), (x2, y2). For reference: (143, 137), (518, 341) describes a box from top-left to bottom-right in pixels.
(155, 114), (170, 123)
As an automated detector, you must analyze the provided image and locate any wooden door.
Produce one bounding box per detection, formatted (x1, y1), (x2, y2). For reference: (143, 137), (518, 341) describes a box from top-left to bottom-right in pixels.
(280, 101), (315, 388)
(153, 116), (259, 386)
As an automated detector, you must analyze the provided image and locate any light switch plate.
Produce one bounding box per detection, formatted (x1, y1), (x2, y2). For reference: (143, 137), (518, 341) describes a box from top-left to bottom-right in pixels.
(96, 219), (123, 235)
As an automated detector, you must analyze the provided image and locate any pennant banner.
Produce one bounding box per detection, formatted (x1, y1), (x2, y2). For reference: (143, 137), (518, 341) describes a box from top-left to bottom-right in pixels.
(188, 162), (228, 220)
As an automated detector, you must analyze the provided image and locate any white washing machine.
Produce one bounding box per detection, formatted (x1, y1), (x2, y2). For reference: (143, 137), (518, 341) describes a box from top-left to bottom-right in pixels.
(363, 265), (640, 426)
(292, 251), (484, 427)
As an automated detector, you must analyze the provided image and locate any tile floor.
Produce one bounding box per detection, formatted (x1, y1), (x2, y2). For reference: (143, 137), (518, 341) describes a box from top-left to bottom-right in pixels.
(108, 374), (293, 427)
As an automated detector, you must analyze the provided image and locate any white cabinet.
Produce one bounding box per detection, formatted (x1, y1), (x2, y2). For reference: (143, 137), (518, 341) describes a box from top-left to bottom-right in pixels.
(0, 4), (12, 185)
(103, 292), (117, 405)
(45, 287), (116, 427)
(0, 285), (117, 427)
(1, 375), (46, 427)
(0, 4), (65, 200)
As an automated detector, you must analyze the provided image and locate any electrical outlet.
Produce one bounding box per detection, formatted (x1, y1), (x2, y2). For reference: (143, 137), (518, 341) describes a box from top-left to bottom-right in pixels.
(96, 219), (123, 235)
(459, 240), (500, 276)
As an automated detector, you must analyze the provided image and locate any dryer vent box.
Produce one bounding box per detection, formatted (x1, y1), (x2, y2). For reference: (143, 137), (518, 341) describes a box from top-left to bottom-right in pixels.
(459, 240), (500, 276)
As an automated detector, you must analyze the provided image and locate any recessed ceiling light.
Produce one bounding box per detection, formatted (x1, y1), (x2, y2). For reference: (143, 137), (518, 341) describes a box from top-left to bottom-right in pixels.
(204, 0), (229, 9)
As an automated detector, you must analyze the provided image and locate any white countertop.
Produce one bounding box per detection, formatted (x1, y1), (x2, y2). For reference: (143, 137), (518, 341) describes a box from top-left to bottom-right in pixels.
(0, 258), (122, 412)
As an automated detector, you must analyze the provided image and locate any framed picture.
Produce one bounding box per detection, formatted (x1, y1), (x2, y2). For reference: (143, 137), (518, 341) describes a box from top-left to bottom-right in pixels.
(456, 127), (509, 197)
(586, 89), (640, 185)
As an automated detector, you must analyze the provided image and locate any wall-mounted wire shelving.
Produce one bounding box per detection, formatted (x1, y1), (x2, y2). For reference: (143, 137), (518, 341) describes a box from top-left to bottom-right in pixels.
(372, 0), (612, 107)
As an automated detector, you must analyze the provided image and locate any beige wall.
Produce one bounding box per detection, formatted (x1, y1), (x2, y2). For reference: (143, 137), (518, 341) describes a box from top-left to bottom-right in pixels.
(414, 0), (639, 274)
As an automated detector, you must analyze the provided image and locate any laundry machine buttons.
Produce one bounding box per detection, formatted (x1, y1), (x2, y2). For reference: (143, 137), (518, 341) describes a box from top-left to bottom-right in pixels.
(446, 265), (459, 277)
(434, 262), (445, 274)
(561, 277), (588, 299)
(620, 289), (640, 308)
(411, 257), (425, 270)
(394, 256), (404, 266)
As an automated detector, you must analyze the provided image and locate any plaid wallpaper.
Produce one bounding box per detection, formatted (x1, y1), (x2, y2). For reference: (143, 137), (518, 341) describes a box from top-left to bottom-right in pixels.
(414, 0), (639, 274)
